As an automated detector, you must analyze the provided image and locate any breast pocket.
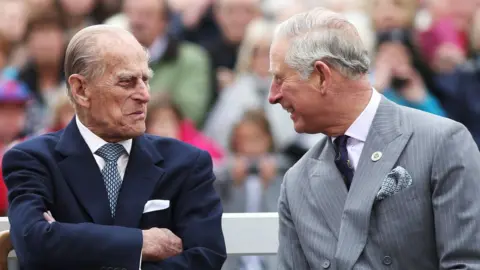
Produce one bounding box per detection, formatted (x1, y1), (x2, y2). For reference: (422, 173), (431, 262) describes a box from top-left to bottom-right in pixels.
(140, 199), (172, 229)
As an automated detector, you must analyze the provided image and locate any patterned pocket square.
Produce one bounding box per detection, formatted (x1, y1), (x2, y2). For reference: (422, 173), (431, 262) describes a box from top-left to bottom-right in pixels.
(376, 166), (412, 201)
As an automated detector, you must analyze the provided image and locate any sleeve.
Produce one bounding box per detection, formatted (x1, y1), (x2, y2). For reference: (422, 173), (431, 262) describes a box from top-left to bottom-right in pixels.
(277, 171), (310, 270)
(142, 150), (227, 269)
(431, 122), (480, 269)
(2, 148), (143, 270)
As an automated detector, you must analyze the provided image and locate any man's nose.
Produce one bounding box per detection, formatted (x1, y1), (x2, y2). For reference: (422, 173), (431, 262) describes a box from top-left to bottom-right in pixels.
(268, 85), (281, 104)
(135, 81), (151, 103)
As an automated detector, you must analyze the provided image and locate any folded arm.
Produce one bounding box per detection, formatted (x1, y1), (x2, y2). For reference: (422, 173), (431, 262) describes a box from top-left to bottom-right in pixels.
(143, 150), (226, 269)
(432, 123), (480, 269)
(2, 148), (143, 270)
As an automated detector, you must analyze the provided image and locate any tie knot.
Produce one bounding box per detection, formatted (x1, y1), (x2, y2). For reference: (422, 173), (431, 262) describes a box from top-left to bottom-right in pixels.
(96, 143), (125, 162)
(334, 135), (350, 150)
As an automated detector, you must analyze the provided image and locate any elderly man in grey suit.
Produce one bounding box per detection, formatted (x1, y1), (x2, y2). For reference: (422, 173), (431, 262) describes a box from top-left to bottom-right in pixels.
(268, 7), (480, 270)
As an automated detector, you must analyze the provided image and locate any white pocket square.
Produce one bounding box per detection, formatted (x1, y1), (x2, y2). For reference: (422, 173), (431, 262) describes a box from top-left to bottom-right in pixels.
(143, 199), (170, 213)
(376, 166), (412, 201)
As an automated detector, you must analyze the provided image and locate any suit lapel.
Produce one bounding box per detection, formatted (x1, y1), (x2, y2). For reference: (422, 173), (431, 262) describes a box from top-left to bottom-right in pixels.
(113, 135), (165, 227)
(335, 98), (413, 270)
(56, 118), (113, 225)
(308, 138), (348, 240)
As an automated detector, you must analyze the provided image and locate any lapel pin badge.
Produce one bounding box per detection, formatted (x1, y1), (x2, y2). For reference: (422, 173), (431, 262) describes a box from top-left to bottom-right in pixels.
(371, 151), (382, 162)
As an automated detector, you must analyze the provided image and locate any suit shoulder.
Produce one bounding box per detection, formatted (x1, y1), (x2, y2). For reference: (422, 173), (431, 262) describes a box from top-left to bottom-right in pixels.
(284, 135), (329, 185)
(6, 132), (60, 155)
(399, 105), (467, 139)
(143, 134), (204, 158)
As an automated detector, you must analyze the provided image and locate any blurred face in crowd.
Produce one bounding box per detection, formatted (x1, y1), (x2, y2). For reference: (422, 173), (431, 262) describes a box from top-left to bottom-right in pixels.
(147, 107), (180, 139)
(27, 25), (65, 66)
(69, 32), (152, 141)
(0, 103), (27, 145)
(124, 0), (168, 48)
(371, 0), (415, 31)
(251, 39), (271, 78)
(269, 39), (331, 134)
(447, 0), (477, 31)
(0, 0), (28, 43)
(59, 0), (96, 16)
(215, 0), (260, 44)
(232, 120), (271, 157)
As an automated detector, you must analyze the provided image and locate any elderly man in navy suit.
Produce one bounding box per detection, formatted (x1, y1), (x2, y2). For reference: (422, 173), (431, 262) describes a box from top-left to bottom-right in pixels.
(2, 25), (226, 270)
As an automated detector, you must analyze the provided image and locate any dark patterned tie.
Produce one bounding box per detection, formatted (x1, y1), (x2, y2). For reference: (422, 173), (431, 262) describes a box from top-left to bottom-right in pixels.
(95, 143), (126, 217)
(334, 135), (354, 190)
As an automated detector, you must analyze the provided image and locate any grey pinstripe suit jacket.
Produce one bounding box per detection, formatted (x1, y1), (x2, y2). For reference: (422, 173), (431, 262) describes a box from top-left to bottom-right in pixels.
(277, 97), (480, 270)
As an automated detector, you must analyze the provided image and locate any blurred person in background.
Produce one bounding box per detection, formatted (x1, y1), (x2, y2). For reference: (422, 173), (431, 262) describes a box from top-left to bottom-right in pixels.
(204, 19), (296, 155)
(0, 33), (18, 80)
(216, 109), (290, 270)
(146, 92), (225, 166)
(432, 9), (480, 148)
(0, 0), (29, 70)
(0, 80), (31, 216)
(18, 11), (67, 134)
(57, 0), (97, 40)
(206, 0), (261, 104)
(92, 0), (123, 25)
(368, 0), (443, 104)
(372, 40), (446, 116)
(24, 0), (55, 18)
(124, 0), (212, 127)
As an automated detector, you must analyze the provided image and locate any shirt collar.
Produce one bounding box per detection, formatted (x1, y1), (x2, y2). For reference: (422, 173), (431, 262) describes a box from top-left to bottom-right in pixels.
(76, 116), (132, 155)
(344, 88), (381, 142)
(332, 88), (381, 143)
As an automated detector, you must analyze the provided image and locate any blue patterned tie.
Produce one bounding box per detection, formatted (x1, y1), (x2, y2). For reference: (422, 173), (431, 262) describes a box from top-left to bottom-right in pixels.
(334, 135), (354, 190)
(95, 143), (126, 217)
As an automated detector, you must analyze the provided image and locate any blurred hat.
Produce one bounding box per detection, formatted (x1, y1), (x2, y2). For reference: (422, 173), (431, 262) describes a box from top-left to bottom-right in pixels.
(0, 79), (31, 104)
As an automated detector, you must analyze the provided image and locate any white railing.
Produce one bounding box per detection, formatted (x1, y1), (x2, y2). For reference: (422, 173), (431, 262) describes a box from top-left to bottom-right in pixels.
(0, 213), (279, 269)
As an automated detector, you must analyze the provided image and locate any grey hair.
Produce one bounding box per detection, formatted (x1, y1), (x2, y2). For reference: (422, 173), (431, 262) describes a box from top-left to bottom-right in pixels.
(64, 25), (142, 99)
(274, 7), (370, 80)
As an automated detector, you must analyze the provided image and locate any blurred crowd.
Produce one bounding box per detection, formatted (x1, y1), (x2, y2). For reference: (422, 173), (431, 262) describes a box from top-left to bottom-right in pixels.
(0, 0), (479, 267)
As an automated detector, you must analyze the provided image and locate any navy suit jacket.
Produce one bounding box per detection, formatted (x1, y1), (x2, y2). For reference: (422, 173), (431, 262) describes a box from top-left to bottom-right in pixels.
(1, 119), (227, 270)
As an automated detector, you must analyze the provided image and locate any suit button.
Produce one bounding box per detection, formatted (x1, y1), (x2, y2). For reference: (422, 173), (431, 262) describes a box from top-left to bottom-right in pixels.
(383, 256), (392, 265)
(322, 259), (331, 269)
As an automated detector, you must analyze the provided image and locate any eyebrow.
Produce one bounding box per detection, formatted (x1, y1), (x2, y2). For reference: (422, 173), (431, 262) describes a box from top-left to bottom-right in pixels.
(117, 69), (154, 81)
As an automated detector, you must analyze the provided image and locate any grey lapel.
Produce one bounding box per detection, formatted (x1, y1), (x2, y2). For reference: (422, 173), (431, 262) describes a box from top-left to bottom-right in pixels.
(308, 137), (348, 240)
(335, 97), (413, 270)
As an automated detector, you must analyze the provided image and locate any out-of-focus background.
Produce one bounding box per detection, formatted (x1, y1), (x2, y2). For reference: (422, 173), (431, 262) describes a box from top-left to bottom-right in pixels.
(0, 0), (479, 268)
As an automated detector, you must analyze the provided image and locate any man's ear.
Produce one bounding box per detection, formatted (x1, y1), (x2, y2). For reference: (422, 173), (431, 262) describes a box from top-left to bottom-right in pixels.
(313, 60), (332, 95)
(68, 74), (90, 108)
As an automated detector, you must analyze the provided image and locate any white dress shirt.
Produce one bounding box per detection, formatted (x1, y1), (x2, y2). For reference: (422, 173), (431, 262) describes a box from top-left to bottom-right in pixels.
(332, 88), (381, 170)
(76, 117), (142, 269)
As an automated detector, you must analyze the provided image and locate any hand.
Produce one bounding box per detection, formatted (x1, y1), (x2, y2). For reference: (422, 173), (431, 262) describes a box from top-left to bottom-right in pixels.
(391, 65), (427, 103)
(141, 228), (183, 261)
(259, 156), (277, 188)
(373, 45), (395, 92)
(231, 157), (248, 186)
(43, 211), (55, 224)
(432, 43), (466, 73)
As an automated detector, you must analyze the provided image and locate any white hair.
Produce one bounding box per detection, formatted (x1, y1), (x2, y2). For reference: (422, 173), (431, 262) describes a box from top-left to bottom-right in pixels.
(274, 7), (370, 80)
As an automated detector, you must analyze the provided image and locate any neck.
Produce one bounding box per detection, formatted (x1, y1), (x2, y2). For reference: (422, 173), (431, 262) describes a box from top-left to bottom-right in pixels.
(77, 114), (126, 143)
(324, 78), (372, 137)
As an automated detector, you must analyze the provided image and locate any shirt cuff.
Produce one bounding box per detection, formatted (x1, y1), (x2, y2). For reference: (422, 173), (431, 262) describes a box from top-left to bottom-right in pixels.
(139, 251), (142, 270)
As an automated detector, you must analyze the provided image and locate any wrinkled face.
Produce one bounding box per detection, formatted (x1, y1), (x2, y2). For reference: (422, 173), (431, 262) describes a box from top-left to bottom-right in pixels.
(0, 103), (27, 144)
(372, 0), (413, 31)
(216, 0), (259, 43)
(268, 39), (326, 134)
(80, 41), (152, 140)
(124, 0), (166, 47)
